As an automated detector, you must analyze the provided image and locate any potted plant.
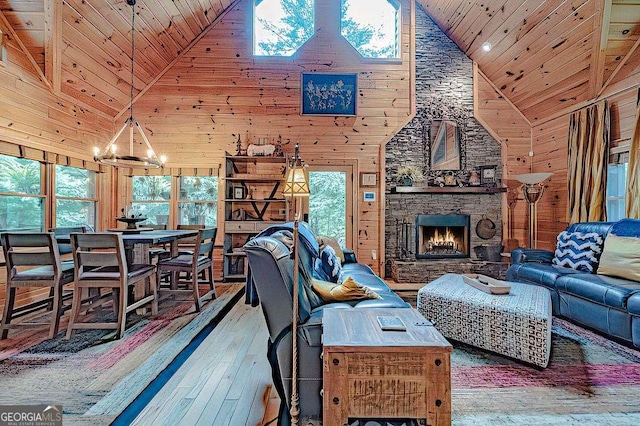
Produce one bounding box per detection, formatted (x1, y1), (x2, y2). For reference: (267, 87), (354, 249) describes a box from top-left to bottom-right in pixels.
(396, 165), (424, 186)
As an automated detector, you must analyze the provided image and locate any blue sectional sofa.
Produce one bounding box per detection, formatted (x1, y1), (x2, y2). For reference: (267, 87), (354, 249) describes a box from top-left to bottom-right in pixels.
(244, 222), (409, 425)
(506, 218), (640, 347)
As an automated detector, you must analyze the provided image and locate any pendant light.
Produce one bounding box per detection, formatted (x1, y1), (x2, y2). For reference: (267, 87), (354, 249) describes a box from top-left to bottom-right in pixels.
(93, 0), (166, 168)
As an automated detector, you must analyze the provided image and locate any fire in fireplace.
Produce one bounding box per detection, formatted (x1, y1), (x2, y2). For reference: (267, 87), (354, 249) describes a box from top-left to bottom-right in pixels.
(416, 214), (470, 259)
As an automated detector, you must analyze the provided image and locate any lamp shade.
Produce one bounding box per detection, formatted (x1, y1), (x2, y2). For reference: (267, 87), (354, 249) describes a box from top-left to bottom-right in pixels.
(514, 172), (553, 185)
(283, 167), (310, 198)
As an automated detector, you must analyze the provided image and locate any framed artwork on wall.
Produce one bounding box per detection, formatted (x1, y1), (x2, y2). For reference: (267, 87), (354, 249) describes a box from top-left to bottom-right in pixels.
(301, 73), (357, 116)
(360, 172), (378, 187)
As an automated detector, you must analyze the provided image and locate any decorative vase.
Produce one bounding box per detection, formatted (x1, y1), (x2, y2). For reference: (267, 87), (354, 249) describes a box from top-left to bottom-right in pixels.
(402, 177), (413, 186)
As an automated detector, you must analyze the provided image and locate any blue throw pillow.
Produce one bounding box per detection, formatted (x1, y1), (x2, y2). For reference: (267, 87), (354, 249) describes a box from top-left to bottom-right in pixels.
(320, 245), (342, 283)
(552, 231), (604, 272)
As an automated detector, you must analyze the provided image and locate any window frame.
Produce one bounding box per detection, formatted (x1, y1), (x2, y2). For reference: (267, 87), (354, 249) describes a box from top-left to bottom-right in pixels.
(606, 162), (628, 221)
(53, 164), (98, 229)
(129, 175), (220, 228)
(252, 0), (316, 58)
(340, 0), (401, 60)
(0, 154), (46, 232)
(177, 176), (219, 227)
(130, 175), (172, 226)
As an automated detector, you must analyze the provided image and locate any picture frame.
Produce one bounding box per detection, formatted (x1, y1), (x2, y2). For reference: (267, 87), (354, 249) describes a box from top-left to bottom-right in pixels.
(360, 172), (378, 187)
(480, 165), (497, 186)
(233, 186), (245, 199)
(301, 73), (357, 116)
(363, 191), (376, 202)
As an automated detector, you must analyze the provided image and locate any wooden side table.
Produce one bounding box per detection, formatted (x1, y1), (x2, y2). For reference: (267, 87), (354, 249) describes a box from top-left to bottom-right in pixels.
(322, 308), (452, 426)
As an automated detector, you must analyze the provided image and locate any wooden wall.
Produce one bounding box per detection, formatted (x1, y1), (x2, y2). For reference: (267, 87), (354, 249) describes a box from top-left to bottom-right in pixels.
(473, 65), (531, 251)
(125, 0), (414, 272)
(0, 14), (112, 157)
(530, 88), (639, 251)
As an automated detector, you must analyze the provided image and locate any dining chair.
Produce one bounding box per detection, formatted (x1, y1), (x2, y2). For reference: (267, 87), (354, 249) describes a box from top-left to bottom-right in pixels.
(145, 224), (170, 262)
(175, 224), (205, 254)
(1, 232), (75, 339)
(49, 225), (89, 256)
(66, 232), (157, 339)
(156, 228), (216, 312)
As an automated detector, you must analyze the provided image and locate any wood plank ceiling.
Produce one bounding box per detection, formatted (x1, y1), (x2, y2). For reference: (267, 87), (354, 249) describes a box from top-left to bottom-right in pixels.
(0, 0), (234, 117)
(419, 0), (640, 123)
(1, 0), (640, 124)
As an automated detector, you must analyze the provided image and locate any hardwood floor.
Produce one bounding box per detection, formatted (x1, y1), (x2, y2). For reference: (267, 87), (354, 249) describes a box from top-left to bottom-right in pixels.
(131, 300), (279, 426)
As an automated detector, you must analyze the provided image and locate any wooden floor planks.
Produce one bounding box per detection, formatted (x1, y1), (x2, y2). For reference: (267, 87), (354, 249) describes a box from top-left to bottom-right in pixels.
(131, 301), (274, 426)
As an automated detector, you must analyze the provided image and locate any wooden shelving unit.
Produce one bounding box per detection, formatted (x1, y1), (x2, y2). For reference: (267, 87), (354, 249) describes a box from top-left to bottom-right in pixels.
(223, 153), (289, 281)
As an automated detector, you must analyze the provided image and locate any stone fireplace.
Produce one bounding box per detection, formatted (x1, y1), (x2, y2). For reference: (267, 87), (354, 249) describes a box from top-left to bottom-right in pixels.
(416, 214), (470, 259)
(383, 6), (508, 283)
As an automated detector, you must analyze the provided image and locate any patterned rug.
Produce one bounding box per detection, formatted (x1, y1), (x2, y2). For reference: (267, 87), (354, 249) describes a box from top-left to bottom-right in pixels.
(0, 284), (243, 425)
(451, 317), (640, 425)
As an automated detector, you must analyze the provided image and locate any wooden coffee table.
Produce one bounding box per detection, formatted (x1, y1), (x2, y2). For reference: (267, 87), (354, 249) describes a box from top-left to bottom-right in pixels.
(322, 308), (452, 426)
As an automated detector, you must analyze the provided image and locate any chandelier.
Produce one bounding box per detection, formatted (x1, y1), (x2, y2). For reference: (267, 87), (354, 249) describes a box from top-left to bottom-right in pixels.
(93, 0), (166, 169)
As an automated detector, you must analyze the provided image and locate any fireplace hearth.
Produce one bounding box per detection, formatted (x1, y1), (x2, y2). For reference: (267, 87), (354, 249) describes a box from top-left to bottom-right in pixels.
(416, 214), (470, 259)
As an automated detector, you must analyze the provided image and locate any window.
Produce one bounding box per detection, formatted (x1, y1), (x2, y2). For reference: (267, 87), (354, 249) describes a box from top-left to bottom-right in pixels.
(178, 176), (218, 227)
(341, 0), (399, 59)
(253, 0), (314, 56)
(131, 176), (171, 225)
(606, 163), (628, 221)
(0, 154), (44, 231)
(0, 28), (6, 65)
(55, 165), (97, 228)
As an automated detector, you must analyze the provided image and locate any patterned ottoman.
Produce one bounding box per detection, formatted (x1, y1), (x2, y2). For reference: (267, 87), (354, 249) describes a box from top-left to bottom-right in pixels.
(417, 273), (552, 367)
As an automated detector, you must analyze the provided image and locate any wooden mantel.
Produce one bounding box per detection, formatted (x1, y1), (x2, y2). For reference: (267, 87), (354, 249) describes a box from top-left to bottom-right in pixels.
(390, 186), (507, 194)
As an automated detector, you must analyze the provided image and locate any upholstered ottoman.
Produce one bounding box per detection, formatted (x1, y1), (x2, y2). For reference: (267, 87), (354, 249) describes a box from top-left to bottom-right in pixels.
(417, 273), (552, 367)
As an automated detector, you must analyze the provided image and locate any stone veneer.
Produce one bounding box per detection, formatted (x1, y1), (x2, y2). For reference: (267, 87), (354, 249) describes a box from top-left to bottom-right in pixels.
(385, 5), (505, 280)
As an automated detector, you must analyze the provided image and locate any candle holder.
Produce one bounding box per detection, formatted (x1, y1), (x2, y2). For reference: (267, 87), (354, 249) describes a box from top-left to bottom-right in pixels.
(116, 217), (147, 229)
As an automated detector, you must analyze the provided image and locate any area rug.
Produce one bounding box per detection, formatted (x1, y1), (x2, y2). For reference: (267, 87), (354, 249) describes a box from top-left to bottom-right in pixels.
(0, 284), (243, 425)
(451, 317), (640, 425)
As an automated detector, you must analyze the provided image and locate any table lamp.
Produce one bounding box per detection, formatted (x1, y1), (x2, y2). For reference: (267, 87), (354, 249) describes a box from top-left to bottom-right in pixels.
(514, 173), (553, 248)
(282, 143), (310, 425)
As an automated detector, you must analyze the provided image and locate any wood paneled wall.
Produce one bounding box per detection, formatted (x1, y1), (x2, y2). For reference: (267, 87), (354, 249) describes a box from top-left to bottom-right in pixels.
(126, 0), (414, 272)
(473, 65), (531, 250)
(530, 88), (639, 250)
(0, 13), (112, 157)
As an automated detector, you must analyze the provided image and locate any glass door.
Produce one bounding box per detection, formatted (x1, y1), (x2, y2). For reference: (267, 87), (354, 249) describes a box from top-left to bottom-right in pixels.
(306, 166), (353, 248)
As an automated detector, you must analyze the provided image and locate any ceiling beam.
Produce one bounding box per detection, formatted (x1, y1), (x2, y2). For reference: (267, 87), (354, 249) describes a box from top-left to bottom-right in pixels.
(597, 28), (640, 98)
(588, 0), (612, 98)
(44, 0), (63, 94)
(0, 9), (52, 91)
(114, 0), (244, 122)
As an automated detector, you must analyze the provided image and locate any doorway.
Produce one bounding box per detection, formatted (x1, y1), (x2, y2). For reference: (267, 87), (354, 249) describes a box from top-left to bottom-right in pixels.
(305, 166), (353, 248)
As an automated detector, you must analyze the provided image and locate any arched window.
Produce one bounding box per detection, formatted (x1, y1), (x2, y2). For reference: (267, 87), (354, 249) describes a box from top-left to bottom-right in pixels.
(341, 0), (400, 59)
(253, 0), (315, 57)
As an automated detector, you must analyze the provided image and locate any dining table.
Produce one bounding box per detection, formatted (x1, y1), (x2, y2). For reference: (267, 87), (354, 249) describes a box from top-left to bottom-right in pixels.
(55, 228), (201, 313)
(55, 228), (199, 265)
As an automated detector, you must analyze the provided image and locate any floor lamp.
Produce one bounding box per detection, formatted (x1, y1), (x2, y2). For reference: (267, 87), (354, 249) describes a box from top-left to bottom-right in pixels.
(514, 173), (553, 249)
(282, 143), (310, 426)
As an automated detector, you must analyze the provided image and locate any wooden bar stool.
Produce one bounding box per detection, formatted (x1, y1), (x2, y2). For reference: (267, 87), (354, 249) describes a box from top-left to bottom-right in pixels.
(156, 228), (217, 312)
(66, 233), (157, 340)
(1, 232), (75, 339)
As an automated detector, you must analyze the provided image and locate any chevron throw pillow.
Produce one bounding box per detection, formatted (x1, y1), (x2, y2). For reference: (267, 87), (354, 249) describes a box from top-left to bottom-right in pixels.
(552, 231), (604, 272)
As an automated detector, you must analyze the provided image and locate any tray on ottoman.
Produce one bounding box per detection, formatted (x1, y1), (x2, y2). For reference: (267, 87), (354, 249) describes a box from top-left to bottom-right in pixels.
(417, 273), (552, 368)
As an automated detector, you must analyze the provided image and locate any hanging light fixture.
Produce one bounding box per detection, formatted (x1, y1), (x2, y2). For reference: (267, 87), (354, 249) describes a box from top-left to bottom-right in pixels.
(93, 0), (166, 169)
